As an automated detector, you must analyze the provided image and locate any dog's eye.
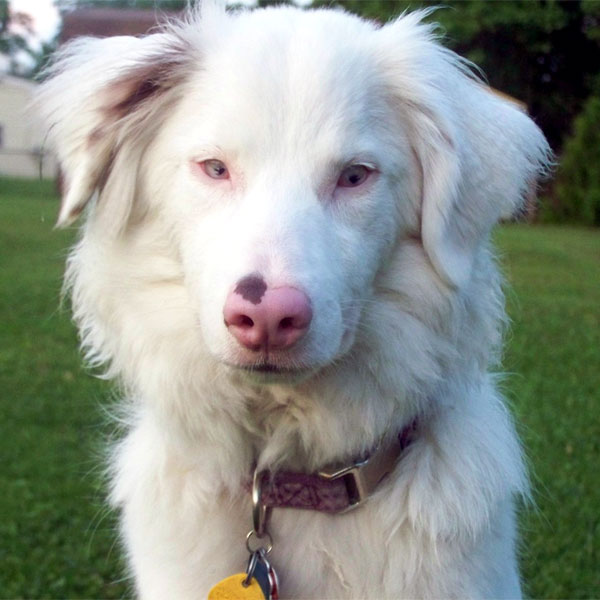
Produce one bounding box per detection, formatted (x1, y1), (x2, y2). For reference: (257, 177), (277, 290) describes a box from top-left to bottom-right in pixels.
(337, 164), (370, 188)
(201, 159), (229, 180)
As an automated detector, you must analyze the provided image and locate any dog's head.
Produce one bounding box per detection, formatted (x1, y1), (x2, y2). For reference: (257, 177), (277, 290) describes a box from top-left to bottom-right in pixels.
(37, 5), (550, 385)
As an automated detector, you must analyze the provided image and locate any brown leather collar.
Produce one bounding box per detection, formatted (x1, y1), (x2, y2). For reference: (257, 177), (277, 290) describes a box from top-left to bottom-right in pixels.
(254, 421), (417, 515)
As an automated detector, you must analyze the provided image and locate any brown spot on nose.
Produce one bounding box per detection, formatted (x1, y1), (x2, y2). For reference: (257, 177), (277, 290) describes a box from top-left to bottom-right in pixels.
(234, 274), (267, 305)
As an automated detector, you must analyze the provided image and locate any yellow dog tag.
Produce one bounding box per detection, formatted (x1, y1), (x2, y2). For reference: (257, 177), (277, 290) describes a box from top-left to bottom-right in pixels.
(208, 574), (266, 600)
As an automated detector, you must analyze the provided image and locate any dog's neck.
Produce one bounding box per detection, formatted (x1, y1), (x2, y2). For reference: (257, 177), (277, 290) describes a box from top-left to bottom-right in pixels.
(226, 361), (424, 475)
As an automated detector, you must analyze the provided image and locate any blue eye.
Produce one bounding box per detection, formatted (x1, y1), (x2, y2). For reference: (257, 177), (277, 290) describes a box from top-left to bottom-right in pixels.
(337, 164), (370, 188)
(201, 159), (229, 180)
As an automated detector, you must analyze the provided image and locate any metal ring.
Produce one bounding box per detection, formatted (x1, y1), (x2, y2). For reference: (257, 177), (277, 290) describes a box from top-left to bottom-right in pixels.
(242, 550), (259, 587)
(246, 529), (273, 555)
(252, 469), (269, 537)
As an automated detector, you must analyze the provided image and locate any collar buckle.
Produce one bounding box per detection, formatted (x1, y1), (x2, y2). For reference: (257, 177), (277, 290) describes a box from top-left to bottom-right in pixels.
(318, 455), (371, 512)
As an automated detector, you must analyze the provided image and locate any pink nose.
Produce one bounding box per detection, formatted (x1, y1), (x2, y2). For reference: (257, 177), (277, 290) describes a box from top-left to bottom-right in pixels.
(223, 276), (312, 351)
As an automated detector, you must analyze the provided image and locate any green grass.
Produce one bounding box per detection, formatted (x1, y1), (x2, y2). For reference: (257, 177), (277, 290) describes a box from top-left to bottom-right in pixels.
(1, 178), (598, 598)
(0, 179), (129, 599)
(496, 225), (600, 599)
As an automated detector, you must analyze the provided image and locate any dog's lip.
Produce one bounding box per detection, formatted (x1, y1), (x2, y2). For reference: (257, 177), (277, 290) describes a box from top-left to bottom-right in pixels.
(225, 361), (310, 376)
(243, 363), (286, 373)
(224, 360), (318, 384)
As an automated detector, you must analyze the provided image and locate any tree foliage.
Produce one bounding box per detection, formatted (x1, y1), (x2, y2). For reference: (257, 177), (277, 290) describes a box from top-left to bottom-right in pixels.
(549, 95), (600, 225)
(0, 0), (58, 77)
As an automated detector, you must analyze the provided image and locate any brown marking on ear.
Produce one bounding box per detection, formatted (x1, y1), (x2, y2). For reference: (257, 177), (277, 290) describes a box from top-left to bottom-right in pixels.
(96, 147), (117, 193)
(62, 200), (85, 221)
(63, 37), (192, 229)
(235, 275), (267, 305)
(88, 124), (110, 147)
(112, 76), (163, 116)
(102, 44), (190, 122)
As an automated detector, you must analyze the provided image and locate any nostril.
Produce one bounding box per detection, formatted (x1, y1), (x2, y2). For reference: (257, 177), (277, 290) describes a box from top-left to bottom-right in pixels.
(239, 315), (254, 328)
(279, 317), (294, 330)
(225, 313), (255, 329)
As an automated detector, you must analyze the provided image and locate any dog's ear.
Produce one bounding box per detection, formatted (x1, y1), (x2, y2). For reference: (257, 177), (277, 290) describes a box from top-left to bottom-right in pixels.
(35, 31), (192, 231)
(378, 13), (552, 288)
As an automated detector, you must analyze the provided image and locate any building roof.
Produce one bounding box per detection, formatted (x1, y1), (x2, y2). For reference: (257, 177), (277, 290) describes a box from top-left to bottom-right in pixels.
(60, 7), (180, 43)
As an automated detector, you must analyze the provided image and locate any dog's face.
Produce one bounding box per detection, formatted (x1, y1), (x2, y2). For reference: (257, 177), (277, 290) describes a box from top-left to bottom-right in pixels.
(37, 6), (549, 388)
(142, 13), (416, 378)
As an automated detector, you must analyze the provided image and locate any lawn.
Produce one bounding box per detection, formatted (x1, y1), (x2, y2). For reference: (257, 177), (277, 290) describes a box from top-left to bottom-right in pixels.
(1, 178), (599, 599)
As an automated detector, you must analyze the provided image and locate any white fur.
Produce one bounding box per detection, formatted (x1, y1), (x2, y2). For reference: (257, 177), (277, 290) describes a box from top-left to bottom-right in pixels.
(36, 4), (551, 598)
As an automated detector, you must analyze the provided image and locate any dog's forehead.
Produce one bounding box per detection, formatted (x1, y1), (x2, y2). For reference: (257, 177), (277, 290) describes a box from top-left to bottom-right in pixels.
(182, 9), (387, 159)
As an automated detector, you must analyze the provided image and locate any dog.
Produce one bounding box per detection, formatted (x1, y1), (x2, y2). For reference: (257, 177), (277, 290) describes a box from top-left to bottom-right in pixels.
(36, 3), (550, 598)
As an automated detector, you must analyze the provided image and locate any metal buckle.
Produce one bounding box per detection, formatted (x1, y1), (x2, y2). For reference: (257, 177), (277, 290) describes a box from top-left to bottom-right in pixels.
(318, 454), (371, 512)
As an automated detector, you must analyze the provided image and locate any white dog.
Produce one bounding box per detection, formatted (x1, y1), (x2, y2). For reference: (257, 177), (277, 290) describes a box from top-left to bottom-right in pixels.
(37, 4), (550, 598)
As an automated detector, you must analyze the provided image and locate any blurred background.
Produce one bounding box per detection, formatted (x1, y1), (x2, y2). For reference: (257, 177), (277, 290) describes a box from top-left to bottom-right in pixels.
(0, 1), (598, 598)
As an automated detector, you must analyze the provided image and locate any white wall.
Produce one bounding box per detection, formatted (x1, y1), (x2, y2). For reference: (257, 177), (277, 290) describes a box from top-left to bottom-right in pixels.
(0, 75), (57, 178)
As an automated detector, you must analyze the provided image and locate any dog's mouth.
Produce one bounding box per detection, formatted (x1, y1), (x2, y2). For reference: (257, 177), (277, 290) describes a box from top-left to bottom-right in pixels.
(225, 361), (315, 384)
(243, 363), (286, 374)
